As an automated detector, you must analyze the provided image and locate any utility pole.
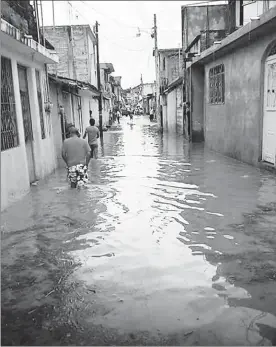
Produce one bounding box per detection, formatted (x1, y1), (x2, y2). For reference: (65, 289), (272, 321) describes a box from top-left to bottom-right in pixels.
(154, 14), (161, 130)
(52, 0), (55, 29)
(182, 6), (188, 140)
(95, 21), (103, 139)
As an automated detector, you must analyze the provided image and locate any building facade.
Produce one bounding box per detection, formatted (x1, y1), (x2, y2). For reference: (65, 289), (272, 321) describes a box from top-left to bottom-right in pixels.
(100, 63), (115, 127)
(44, 25), (100, 130)
(181, 2), (230, 141)
(190, 2), (276, 168)
(48, 75), (100, 167)
(157, 48), (183, 133)
(111, 76), (123, 112)
(1, 1), (59, 211)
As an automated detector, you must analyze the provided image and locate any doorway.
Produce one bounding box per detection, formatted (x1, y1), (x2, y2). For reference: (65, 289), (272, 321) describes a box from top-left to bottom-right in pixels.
(18, 65), (36, 183)
(262, 51), (276, 165)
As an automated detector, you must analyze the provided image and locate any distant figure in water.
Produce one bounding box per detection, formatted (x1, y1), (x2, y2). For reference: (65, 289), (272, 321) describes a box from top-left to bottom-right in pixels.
(129, 113), (133, 121)
(150, 107), (154, 122)
(83, 118), (99, 159)
(116, 110), (121, 124)
(62, 127), (91, 188)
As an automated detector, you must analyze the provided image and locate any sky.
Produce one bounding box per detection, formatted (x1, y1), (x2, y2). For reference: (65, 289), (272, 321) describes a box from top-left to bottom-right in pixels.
(41, 1), (220, 89)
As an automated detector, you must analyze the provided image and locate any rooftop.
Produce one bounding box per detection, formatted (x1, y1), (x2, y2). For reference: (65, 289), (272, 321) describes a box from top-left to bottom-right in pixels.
(100, 63), (115, 73)
(192, 4), (276, 65)
(1, 18), (59, 64)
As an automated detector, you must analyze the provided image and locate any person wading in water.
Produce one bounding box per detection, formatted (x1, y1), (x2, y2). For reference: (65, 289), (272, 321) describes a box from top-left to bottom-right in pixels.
(83, 118), (100, 159)
(62, 127), (91, 188)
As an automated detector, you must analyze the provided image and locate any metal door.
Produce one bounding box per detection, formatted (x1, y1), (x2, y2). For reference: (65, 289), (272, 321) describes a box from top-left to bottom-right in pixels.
(18, 65), (36, 183)
(262, 55), (276, 164)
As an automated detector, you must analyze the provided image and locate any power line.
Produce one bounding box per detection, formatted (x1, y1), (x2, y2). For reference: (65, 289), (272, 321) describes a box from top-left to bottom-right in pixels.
(101, 34), (150, 52)
(80, 1), (152, 30)
(67, 1), (153, 52)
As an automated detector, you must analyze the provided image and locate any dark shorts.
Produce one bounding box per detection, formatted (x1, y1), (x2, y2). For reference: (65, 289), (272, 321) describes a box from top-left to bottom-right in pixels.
(90, 144), (98, 150)
(67, 164), (88, 187)
(90, 144), (98, 158)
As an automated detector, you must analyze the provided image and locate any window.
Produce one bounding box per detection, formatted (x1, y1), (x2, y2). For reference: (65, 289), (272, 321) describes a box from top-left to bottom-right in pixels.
(1, 57), (19, 151)
(163, 57), (166, 71)
(36, 70), (46, 139)
(209, 64), (225, 104)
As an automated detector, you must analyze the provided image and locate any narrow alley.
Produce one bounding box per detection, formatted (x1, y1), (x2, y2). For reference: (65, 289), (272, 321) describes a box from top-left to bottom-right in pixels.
(1, 116), (276, 346)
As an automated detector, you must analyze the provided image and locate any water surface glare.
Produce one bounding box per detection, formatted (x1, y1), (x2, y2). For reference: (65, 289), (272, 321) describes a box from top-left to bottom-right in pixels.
(2, 116), (276, 346)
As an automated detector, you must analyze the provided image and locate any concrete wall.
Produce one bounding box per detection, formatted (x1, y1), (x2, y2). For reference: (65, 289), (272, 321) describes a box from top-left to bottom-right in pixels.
(243, 1), (276, 25)
(160, 52), (181, 85)
(176, 85), (183, 134)
(1, 43), (57, 211)
(204, 31), (276, 166)
(49, 82), (65, 168)
(44, 25), (97, 88)
(191, 64), (204, 142)
(44, 27), (72, 78)
(182, 4), (229, 49)
(167, 89), (177, 133)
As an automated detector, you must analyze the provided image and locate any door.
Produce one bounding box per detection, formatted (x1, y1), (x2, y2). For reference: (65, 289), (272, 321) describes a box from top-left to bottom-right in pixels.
(262, 54), (276, 164)
(77, 96), (83, 134)
(18, 65), (36, 183)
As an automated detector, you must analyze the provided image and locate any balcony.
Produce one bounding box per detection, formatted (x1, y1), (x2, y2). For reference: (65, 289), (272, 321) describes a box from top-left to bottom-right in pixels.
(1, 19), (59, 64)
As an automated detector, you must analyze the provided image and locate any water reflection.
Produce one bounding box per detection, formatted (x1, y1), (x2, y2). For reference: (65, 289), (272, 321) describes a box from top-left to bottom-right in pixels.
(1, 116), (276, 345)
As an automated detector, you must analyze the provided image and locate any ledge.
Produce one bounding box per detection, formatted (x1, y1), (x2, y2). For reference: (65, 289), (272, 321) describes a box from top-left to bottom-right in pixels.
(1, 18), (59, 64)
(163, 76), (183, 94)
(192, 5), (276, 65)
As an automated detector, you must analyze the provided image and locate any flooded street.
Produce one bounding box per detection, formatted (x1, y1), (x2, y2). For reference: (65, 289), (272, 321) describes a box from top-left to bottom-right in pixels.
(1, 116), (276, 346)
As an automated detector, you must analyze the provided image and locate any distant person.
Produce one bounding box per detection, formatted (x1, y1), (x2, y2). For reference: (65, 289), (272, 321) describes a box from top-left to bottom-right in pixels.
(186, 102), (191, 138)
(116, 110), (121, 124)
(150, 107), (154, 122)
(62, 127), (91, 188)
(83, 118), (100, 159)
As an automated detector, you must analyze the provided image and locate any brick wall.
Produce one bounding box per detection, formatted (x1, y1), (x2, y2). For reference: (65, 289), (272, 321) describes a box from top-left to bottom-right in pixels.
(44, 26), (96, 85)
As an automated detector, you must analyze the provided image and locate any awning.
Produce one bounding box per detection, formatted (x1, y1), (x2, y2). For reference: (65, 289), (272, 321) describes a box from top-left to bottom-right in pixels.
(49, 74), (100, 96)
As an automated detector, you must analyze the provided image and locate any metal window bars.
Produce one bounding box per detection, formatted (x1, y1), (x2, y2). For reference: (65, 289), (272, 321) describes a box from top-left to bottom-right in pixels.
(36, 70), (46, 139)
(209, 64), (225, 104)
(1, 57), (19, 151)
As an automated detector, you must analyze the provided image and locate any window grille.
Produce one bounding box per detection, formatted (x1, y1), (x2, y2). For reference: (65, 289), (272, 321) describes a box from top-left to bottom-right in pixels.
(209, 64), (225, 104)
(1, 57), (19, 151)
(18, 65), (34, 143)
(36, 70), (46, 139)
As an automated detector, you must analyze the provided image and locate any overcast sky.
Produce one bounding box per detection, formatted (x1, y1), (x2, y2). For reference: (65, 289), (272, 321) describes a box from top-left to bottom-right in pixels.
(41, 1), (220, 89)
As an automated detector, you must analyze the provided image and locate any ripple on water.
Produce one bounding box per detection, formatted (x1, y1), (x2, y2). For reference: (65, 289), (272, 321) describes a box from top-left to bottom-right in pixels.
(2, 118), (275, 345)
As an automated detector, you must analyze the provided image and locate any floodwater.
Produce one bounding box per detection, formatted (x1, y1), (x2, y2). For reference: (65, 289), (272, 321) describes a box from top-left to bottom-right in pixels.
(1, 116), (276, 346)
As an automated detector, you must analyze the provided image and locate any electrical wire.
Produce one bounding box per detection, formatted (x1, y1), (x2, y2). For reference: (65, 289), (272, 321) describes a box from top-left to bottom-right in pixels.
(101, 34), (150, 52)
(80, 1), (152, 30)
(67, 1), (154, 51)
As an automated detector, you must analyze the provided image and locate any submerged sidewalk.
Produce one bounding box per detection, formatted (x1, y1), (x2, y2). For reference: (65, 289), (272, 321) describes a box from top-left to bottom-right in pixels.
(1, 116), (276, 346)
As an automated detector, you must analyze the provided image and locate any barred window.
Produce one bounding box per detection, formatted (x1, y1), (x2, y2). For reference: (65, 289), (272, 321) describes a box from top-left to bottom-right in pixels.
(1, 57), (19, 151)
(36, 70), (46, 139)
(209, 64), (225, 104)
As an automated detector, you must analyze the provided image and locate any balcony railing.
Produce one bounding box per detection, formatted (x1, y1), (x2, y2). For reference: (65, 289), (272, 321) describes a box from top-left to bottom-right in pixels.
(1, 19), (59, 63)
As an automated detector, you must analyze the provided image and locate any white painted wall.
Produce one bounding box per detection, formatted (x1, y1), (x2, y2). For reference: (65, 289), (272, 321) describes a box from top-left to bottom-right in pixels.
(78, 90), (99, 132)
(1, 42), (57, 211)
(167, 89), (177, 133)
(243, 0), (276, 24)
(49, 82), (65, 168)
